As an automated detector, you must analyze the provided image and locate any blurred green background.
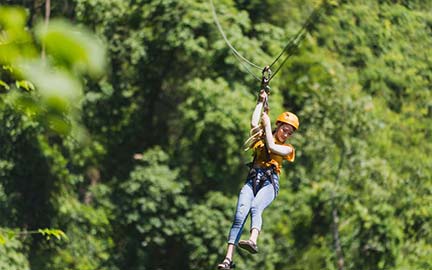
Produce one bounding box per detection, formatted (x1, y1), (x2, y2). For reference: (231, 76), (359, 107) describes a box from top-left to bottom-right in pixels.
(0, 0), (431, 269)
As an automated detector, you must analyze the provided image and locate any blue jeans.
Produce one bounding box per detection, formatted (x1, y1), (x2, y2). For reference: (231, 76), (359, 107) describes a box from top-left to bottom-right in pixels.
(227, 168), (279, 245)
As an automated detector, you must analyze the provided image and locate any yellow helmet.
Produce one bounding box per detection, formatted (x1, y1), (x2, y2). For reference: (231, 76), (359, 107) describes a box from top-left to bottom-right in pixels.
(275, 112), (299, 130)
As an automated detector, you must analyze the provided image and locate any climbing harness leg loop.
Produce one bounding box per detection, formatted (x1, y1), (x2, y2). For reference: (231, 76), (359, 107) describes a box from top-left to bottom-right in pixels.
(248, 166), (277, 197)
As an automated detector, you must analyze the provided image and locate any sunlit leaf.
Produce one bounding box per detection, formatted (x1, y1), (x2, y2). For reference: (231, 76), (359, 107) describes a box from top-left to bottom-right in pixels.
(36, 20), (106, 77)
(15, 80), (35, 92)
(0, 6), (26, 29)
(18, 60), (82, 106)
(0, 79), (9, 90)
(0, 233), (5, 245)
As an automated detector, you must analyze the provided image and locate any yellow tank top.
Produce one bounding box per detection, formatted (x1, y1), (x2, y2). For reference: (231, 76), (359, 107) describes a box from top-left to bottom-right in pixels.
(251, 139), (295, 174)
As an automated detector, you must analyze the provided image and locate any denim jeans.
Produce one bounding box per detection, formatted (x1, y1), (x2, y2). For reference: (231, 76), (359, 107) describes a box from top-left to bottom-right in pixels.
(227, 168), (279, 245)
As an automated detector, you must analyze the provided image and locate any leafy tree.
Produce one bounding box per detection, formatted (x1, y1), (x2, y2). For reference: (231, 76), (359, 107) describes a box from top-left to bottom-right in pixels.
(1, 1), (431, 269)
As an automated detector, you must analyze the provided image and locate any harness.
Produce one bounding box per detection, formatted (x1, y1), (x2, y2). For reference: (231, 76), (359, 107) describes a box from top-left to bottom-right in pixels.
(247, 141), (278, 196)
(247, 165), (277, 196)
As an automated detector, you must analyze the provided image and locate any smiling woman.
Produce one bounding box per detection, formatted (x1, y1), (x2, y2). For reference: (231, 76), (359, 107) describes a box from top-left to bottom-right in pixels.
(217, 89), (299, 269)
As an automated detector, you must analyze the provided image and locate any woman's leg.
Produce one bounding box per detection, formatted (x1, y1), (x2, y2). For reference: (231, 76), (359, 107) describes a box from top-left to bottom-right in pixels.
(220, 183), (253, 263)
(227, 183), (254, 245)
(217, 244), (235, 269)
(219, 183), (254, 267)
(249, 182), (276, 244)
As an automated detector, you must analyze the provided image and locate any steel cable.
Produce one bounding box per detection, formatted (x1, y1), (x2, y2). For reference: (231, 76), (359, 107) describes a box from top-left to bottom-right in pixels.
(210, 0), (264, 73)
(210, 0), (328, 82)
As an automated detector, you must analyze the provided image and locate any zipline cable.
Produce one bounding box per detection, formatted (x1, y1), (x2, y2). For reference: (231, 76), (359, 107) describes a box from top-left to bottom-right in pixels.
(232, 52), (262, 81)
(209, 0), (264, 75)
(210, 0), (329, 83)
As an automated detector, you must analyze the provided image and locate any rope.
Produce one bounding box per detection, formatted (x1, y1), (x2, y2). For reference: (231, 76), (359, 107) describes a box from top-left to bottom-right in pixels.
(209, 0), (265, 75)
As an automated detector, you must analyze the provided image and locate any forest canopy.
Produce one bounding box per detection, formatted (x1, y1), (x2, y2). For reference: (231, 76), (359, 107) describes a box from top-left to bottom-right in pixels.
(0, 1), (431, 270)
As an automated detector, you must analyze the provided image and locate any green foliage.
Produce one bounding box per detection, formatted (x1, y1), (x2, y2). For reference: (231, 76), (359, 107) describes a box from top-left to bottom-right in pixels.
(36, 20), (106, 77)
(120, 147), (185, 245)
(1, 3), (111, 270)
(117, 147), (188, 269)
(0, 230), (29, 270)
(184, 192), (234, 268)
(37, 229), (68, 241)
(173, 78), (253, 194)
(0, 6), (106, 135)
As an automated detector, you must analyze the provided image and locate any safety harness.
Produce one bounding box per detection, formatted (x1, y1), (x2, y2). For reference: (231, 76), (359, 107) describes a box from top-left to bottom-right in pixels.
(247, 160), (277, 197)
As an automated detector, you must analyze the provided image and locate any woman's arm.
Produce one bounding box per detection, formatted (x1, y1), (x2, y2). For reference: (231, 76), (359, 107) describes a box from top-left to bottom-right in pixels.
(251, 90), (267, 128)
(262, 112), (293, 156)
(251, 102), (263, 128)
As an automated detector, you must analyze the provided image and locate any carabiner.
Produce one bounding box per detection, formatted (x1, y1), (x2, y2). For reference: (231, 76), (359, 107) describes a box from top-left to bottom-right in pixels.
(261, 66), (272, 93)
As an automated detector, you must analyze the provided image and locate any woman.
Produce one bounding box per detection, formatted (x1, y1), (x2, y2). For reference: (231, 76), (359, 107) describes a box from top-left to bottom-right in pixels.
(217, 90), (299, 270)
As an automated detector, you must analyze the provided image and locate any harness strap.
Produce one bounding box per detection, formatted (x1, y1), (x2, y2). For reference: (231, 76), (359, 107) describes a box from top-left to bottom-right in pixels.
(248, 166), (277, 196)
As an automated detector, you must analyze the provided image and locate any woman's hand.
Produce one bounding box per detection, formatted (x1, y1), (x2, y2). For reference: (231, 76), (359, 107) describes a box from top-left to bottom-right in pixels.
(258, 89), (267, 103)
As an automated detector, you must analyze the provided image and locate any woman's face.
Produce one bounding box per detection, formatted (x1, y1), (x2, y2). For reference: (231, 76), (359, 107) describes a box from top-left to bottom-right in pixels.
(275, 123), (295, 143)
